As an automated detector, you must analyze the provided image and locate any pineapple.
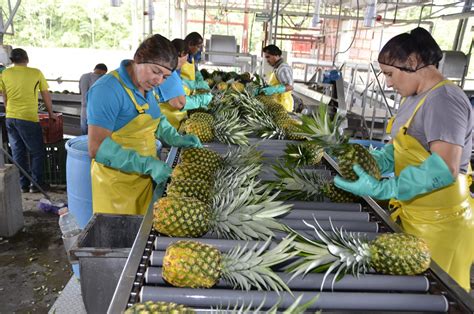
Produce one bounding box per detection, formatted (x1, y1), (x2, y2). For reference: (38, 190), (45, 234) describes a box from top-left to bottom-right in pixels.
(189, 112), (214, 124)
(284, 142), (324, 167)
(183, 119), (214, 142)
(272, 164), (359, 203)
(184, 108), (250, 145)
(125, 301), (195, 314)
(205, 78), (215, 88)
(217, 82), (228, 91)
(171, 162), (215, 182)
(166, 179), (212, 203)
(230, 81), (245, 93)
(297, 104), (380, 181)
(180, 148), (223, 172)
(238, 72), (252, 83)
(155, 179), (290, 240)
(162, 237), (296, 291)
(286, 220), (431, 289)
(154, 196), (210, 237)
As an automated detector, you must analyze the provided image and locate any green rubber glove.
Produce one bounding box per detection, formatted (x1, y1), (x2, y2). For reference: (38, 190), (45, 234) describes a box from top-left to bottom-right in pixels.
(261, 84), (286, 96)
(182, 79), (196, 90)
(184, 94), (212, 110)
(334, 153), (455, 201)
(95, 137), (171, 185)
(195, 79), (210, 90)
(195, 70), (205, 82)
(370, 144), (394, 174)
(156, 117), (203, 148)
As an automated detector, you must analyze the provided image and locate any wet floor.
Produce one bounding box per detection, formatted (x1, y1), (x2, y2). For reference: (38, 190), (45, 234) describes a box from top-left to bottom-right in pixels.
(0, 188), (71, 313)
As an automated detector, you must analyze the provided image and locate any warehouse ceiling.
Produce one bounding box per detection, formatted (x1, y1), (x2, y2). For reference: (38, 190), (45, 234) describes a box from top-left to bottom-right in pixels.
(184, 0), (432, 14)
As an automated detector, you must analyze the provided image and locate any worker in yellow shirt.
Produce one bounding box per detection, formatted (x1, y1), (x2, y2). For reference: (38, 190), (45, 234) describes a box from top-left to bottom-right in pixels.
(0, 48), (57, 193)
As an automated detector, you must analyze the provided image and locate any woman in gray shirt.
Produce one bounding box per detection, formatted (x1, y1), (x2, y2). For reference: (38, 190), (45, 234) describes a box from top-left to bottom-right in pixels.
(335, 27), (473, 291)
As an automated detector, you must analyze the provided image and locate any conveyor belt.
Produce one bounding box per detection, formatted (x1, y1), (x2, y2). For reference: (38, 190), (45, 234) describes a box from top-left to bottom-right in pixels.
(108, 140), (474, 313)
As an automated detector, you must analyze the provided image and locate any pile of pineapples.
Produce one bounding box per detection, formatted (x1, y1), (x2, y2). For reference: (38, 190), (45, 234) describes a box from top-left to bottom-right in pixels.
(154, 146), (293, 240)
(200, 69), (253, 92)
(146, 104), (433, 310)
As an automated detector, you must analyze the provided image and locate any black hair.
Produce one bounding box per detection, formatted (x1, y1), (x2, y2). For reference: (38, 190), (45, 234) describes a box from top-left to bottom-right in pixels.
(378, 27), (443, 69)
(94, 63), (108, 72)
(171, 39), (188, 56)
(185, 32), (203, 47)
(262, 44), (282, 56)
(134, 34), (178, 70)
(10, 48), (29, 63)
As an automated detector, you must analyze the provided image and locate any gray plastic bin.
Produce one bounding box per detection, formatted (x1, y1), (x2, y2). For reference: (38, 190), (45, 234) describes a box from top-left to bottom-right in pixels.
(71, 214), (142, 314)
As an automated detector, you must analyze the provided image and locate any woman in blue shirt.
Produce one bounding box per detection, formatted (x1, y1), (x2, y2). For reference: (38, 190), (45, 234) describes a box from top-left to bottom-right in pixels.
(87, 34), (201, 215)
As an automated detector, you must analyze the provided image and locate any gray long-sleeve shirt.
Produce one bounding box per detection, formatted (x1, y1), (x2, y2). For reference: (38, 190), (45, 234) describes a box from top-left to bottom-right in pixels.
(79, 72), (103, 117)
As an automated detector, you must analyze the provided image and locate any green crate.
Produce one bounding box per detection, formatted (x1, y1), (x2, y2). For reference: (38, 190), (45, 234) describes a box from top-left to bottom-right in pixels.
(43, 139), (67, 185)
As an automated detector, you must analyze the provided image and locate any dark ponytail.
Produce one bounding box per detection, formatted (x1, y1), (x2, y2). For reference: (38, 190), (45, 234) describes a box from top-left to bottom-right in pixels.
(378, 27), (442, 69)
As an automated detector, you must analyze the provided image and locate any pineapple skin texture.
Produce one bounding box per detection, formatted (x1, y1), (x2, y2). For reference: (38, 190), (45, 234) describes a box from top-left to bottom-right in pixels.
(171, 163), (215, 183)
(184, 120), (214, 143)
(166, 179), (212, 203)
(124, 301), (195, 314)
(153, 196), (210, 237)
(189, 112), (214, 125)
(369, 233), (431, 275)
(180, 148), (223, 172)
(162, 241), (222, 288)
(338, 143), (381, 181)
(322, 182), (359, 203)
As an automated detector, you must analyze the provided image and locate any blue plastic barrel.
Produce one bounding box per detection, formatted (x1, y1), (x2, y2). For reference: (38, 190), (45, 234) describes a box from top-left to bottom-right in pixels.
(65, 136), (92, 229)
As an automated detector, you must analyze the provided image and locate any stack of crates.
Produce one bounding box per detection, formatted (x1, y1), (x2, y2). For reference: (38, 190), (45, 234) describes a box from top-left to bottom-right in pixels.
(39, 113), (66, 185)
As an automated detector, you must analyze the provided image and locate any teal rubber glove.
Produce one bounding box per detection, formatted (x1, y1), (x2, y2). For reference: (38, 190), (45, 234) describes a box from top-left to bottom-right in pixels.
(195, 79), (210, 90)
(182, 79), (196, 90)
(156, 117), (203, 148)
(334, 153), (454, 201)
(261, 84), (286, 96)
(370, 144), (395, 174)
(184, 93), (212, 110)
(95, 137), (171, 185)
(195, 70), (205, 82)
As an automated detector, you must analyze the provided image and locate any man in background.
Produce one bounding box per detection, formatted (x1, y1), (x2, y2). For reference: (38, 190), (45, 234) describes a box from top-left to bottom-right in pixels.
(1, 48), (57, 193)
(79, 63), (107, 134)
(262, 44), (294, 112)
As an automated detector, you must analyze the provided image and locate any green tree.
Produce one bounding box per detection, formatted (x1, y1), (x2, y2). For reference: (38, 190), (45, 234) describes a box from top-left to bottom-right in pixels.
(2, 0), (136, 49)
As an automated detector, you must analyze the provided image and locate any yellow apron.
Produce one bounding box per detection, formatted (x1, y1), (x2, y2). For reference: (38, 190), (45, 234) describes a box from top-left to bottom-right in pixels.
(180, 59), (195, 81)
(268, 72), (294, 112)
(390, 80), (474, 291)
(91, 71), (160, 215)
(158, 83), (191, 129)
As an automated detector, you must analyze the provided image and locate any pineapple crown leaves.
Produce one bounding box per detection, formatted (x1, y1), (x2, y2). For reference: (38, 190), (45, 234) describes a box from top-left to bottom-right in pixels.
(210, 180), (291, 240)
(296, 104), (348, 149)
(213, 108), (251, 146)
(285, 217), (372, 291)
(283, 143), (324, 168)
(211, 181), (292, 240)
(272, 164), (329, 201)
(220, 236), (297, 294)
(213, 165), (262, 197)
(222, 145), (264, 169)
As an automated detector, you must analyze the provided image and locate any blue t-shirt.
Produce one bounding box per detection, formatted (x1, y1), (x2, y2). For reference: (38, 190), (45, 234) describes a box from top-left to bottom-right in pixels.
(87, 60), (161, 132)
(156, 70), (185, 102)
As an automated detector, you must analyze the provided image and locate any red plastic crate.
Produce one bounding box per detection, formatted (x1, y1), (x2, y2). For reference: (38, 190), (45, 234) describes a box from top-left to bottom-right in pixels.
(39, 113), (63, 144)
